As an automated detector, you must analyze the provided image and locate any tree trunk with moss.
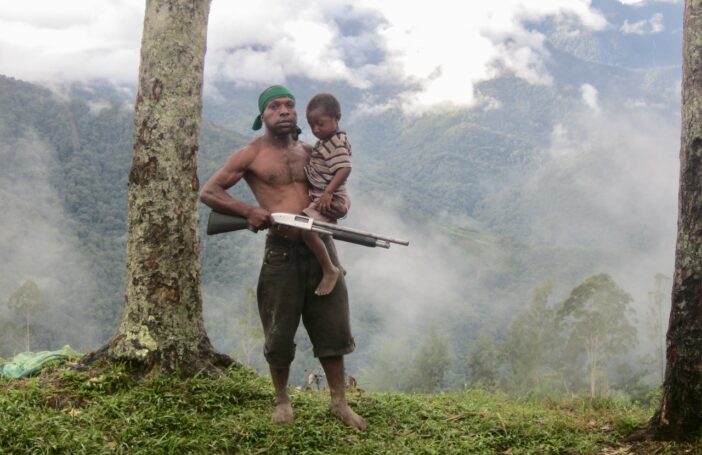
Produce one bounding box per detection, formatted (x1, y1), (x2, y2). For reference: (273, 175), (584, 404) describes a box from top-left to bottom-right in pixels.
(644, 0), (702, 440)
(82, 0), (231, 376)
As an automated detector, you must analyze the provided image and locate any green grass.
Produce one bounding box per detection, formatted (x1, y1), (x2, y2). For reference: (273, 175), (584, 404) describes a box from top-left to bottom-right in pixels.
(0, 363), (699, 454)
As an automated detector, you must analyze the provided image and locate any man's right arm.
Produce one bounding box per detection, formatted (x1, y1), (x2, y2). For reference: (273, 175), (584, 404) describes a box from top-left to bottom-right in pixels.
(199, 146), (273, 230)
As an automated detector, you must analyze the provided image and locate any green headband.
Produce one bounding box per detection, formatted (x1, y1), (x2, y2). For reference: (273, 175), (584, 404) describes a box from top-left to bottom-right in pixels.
(252, 85), (296, 130)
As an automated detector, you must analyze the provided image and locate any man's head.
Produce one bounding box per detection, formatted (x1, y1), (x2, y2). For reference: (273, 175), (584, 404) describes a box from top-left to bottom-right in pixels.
(252, 85), (298, 136)
(306, 93), (341, 141)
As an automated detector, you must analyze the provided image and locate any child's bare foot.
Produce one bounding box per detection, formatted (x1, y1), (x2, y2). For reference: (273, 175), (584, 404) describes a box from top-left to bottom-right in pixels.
(315, 266), (340, 295)
(272, 398), (294, 424)
(330, 402), (367, 431)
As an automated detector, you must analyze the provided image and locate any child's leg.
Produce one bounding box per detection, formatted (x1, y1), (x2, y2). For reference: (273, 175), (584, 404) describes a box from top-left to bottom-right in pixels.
(322, 192), (350, 275)
(325, 237), (346, 276)
(301, 230), (340, 296)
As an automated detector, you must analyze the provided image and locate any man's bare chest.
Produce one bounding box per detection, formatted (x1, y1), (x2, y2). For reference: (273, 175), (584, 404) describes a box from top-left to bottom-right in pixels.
(250, 149), (308, 186)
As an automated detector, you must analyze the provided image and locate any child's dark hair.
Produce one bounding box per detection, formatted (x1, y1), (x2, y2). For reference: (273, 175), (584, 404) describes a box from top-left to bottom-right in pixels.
(306, 93), (341, 117)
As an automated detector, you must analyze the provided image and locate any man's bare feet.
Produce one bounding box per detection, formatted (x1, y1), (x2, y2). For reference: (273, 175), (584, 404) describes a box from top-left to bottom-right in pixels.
(272, 398), (294, 424)
(315, 266), (340, 296)
(330, 401), (367, 431)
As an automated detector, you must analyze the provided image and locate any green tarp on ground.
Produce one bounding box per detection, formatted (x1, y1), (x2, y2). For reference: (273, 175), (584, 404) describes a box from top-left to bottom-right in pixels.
(0, 346), (80, 378)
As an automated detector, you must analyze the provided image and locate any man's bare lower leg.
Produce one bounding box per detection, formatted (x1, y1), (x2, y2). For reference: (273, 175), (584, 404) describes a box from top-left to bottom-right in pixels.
(320, 356), (367, 431)
(270, 365), (294, 424)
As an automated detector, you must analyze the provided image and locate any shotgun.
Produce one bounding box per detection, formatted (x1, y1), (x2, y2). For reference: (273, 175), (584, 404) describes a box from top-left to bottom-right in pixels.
(206, 211), (409, 249)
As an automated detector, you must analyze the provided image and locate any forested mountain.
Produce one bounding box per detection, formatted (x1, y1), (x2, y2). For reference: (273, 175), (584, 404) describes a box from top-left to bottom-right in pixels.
(0, 75), (252, 352)
(0, 7), (681, 396)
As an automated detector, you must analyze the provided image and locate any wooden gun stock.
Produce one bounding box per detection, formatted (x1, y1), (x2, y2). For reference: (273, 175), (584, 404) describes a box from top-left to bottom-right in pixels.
(206, 211), (251, 235)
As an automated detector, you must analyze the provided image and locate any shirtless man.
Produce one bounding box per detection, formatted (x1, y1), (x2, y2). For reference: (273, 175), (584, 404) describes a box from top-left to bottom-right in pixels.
(199, 85), (367, 431)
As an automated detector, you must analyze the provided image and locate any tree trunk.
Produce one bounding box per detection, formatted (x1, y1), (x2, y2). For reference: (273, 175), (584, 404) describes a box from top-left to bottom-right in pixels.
(588, 338), (597, 398)
(81, 0), (232, 376)
(25, 311), (30, 352)
(644, 0), (702, 440)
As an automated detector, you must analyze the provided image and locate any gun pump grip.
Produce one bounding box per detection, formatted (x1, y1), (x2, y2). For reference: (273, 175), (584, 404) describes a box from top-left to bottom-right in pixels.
(331, 231), (378, 248)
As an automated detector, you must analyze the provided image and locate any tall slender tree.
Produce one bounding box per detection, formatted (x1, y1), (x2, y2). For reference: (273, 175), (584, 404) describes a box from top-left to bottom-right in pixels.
(501, 281), (561, 394)
(642, 0), (702, 440)
(7, 279), (44, 352)
(646, 273), (669, 381)
(404, 325), (450, 393)
(82, 0), (231, 376)
(557, 274), (636, 398)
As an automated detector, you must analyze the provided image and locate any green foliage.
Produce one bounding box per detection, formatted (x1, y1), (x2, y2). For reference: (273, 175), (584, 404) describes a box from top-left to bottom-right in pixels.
(0, 321), (22, 355)
(499, 281), (563, 395)
(468, 333), (501, 389)
(357, 338), (413, 392)
(6, 279), (45, 352)
(7, 279), (43, 315)
(403, 325), (450, 393)
(232, 288), (265, 369)
(558, 274), (638, 397)
(466, 277), (654, 402)
(613, 359), (659, 406)
(1, 363), (688, 454)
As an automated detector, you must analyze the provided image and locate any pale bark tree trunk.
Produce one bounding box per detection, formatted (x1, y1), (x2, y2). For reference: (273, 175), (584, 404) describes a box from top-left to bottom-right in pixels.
(652, 273), (669, 381)
(82, 0), (232, 376)
(25, 311), (30, 352)
(640, 0), (702, 440)
(587, 337), (598, 398)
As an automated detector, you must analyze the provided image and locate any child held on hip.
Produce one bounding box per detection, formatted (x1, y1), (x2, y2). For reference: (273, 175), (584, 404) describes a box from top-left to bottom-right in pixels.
(302, 93), (352, 295)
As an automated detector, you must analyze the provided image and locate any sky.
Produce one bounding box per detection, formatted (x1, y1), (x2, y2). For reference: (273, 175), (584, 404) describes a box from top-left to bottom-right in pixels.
(0, 0), (681, 113)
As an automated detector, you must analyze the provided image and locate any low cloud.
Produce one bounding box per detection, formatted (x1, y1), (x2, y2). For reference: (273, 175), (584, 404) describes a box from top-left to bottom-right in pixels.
(0, 132), (102, 353)
(621, 13), (665, 35)
(0, 0), (609, 114)
(0, 1), (143, 83)
(497, 106), (679, 256)
(357, 0), (606, 114)
(482, 103), (678, 311)
(580, 83), (600, 112)
(207, 2), (377, 89)
(618, 0), (680, 5)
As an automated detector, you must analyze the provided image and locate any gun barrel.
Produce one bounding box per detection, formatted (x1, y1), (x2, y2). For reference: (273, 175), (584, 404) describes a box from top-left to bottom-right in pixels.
(313, 219), (409, 246)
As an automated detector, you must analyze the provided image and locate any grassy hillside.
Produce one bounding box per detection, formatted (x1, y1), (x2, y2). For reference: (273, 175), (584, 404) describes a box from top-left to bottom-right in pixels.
(1, 363), (697, 454)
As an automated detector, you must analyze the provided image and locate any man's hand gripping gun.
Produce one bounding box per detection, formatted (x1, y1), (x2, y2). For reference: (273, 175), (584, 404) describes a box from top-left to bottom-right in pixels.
(206, 211), (409, 248)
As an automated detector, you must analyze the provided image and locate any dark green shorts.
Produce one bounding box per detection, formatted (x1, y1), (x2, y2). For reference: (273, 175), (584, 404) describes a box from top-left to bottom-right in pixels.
(256, 234), (355, 368)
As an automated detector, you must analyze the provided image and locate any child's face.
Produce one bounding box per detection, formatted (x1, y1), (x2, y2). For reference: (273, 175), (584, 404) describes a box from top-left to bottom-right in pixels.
(306, 107), (339, 141)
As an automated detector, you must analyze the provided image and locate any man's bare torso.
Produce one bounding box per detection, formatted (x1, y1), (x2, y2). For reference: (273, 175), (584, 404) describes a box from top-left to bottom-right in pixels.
(244, 137), (311, 239)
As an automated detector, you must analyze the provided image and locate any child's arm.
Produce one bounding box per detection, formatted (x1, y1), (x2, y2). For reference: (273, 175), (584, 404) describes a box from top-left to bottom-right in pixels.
(317, 167), (351, 213)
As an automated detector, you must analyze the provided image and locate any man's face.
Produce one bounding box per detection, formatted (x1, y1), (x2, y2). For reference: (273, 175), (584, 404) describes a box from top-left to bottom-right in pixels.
(262, 96), (297, 135)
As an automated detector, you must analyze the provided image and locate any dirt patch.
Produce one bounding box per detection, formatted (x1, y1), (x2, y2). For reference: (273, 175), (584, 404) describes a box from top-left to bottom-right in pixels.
(45, 393), (85, 410)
